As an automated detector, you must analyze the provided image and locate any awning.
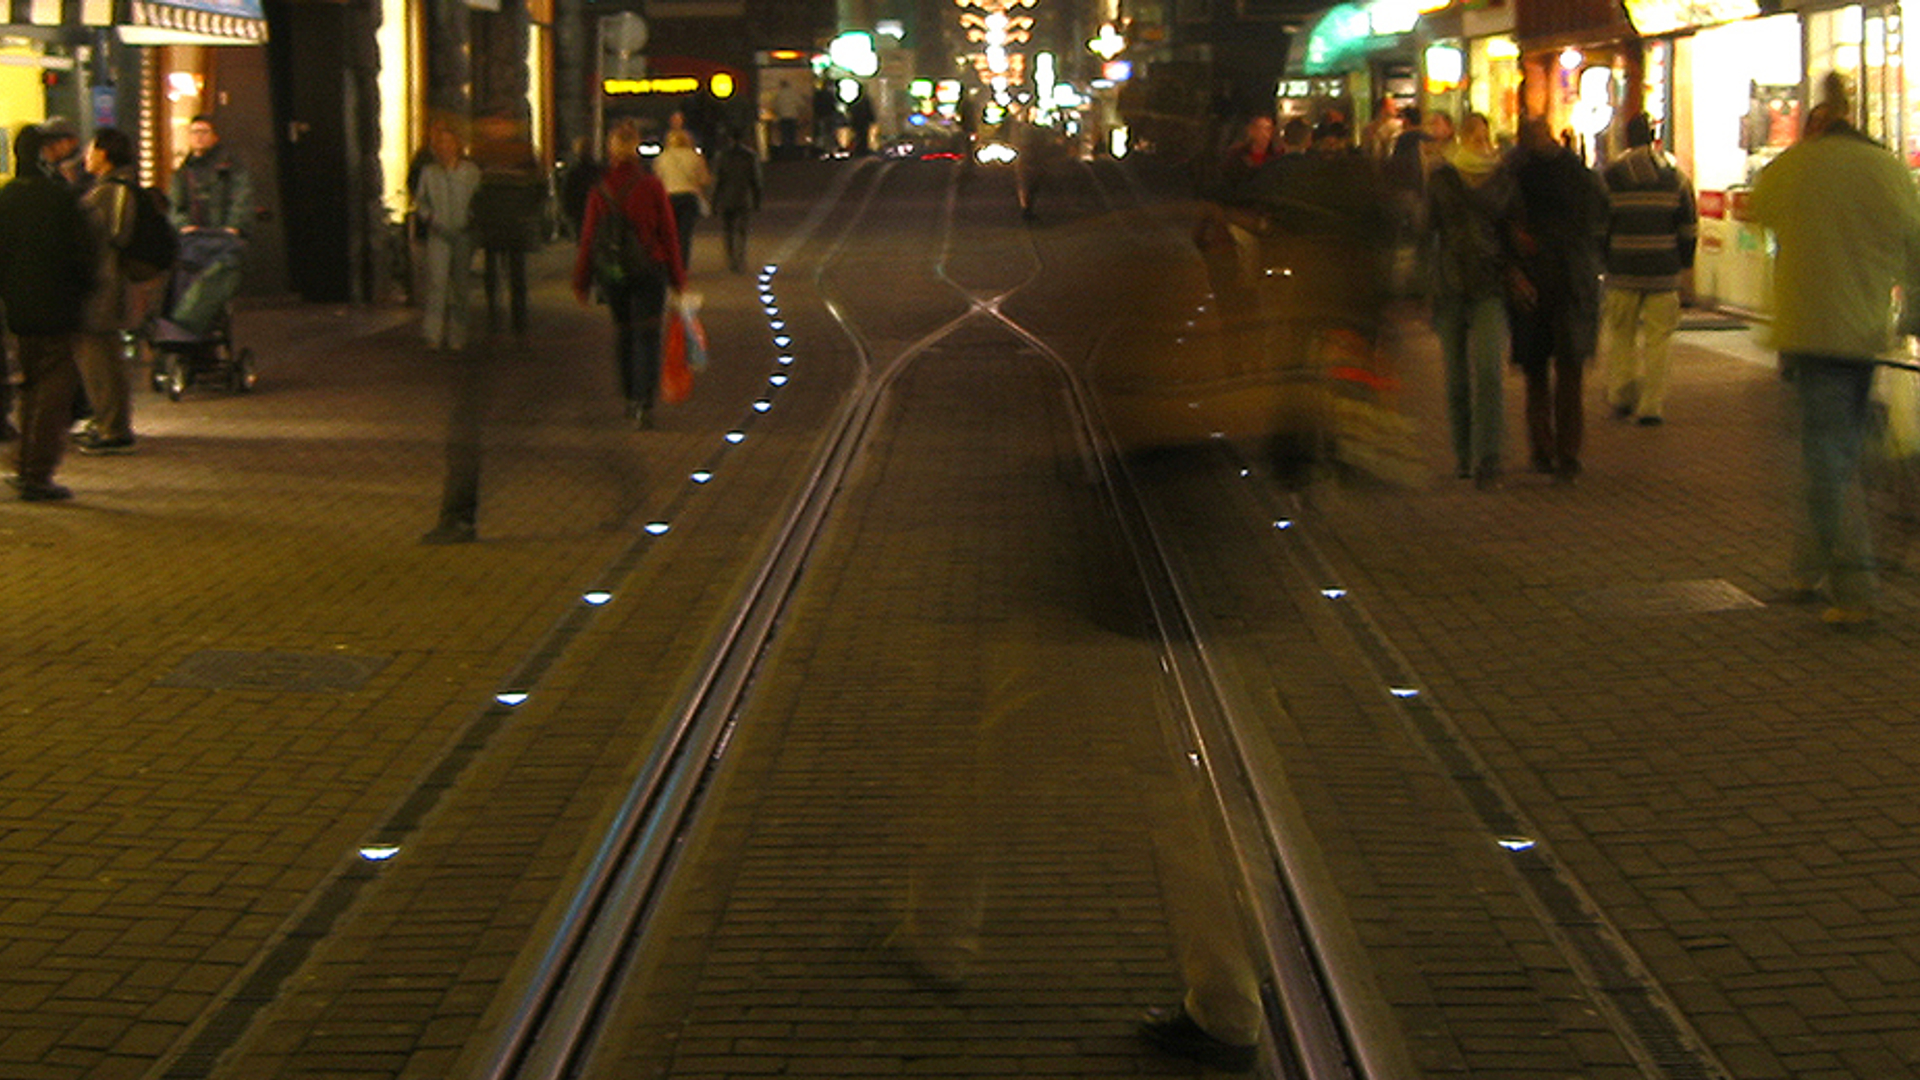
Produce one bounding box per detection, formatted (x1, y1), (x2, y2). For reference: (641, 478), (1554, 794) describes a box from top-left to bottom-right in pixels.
(2, 0), (113, 29)
(1622, 0), (1762, 36)
(120, 0), (268, 46)
(1296, 2), (1412, 76)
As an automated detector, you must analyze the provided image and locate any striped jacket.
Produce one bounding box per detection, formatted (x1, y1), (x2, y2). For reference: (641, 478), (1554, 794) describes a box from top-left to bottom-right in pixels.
(1601, 146), (1698, 291)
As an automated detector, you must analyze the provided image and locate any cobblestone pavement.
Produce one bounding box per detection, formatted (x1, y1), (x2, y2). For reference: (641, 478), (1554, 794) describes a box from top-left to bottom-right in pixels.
(0, 162), (862, 1080)
(1278, 321), (1920, 1080)
(8, 154), (1920, 1080)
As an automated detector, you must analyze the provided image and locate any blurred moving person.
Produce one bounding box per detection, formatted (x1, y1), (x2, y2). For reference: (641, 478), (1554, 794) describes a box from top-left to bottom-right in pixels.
(1507, 115), (1608, 483)
(471, 111), (544, 336)
(415, 123), (482, 352)
(654, 128), (711, 273)
(1425, 112), (1520, 487)
(574, 120), (686, 431)
(1194, 114), (1281, 311)
(1751, 74), (1920, 625)
(709, 126), (762, 274)
(1601, 113), (1697, 426)
(558, 135), (602, 241)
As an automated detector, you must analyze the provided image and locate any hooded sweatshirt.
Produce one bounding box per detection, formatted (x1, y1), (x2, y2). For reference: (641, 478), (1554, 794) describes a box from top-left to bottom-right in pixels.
(1602, 144), (1697, 291)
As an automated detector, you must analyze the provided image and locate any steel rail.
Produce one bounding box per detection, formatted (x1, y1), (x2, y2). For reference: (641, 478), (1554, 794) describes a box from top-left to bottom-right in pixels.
(921, 158), (1371, 1080)
(470, 158), (895, 1080)
(481, 157), (1376, 1080)
(955, 263), (1355, 1080)
(475, 160), (1018, 1080)
(1089, 158), (1432, 1080)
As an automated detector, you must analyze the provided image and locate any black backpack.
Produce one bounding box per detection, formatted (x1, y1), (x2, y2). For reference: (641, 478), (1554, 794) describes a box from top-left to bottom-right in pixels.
(590, 178), (656, 291)
(114, 178), (179, 283)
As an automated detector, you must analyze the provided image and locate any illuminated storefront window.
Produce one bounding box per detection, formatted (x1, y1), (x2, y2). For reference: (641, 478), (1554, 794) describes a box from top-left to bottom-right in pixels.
(1688, 13), (1800, 190)
(1807, 5), (1903, 152)
(1469, 35), (1521, 139)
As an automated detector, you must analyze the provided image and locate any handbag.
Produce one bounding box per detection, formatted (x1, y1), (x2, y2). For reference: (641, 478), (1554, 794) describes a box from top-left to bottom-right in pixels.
(676, 291), (709, 372)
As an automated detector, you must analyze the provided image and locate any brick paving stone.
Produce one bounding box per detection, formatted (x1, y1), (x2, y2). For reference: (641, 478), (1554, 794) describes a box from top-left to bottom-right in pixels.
(16, 155), (1920, 1080)
(1290, 309), (1920, 1080)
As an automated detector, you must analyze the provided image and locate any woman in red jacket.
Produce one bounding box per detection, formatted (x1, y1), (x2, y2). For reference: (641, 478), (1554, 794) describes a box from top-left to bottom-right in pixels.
(573, 120), (686, 429)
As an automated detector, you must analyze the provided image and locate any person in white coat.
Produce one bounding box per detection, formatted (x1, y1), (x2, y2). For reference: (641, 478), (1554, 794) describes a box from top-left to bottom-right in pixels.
(415, 124), (482, 351)
(652, 127), (711, 272)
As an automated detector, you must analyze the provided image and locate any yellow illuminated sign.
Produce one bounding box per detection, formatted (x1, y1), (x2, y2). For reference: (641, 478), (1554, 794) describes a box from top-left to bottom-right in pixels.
(711, 73), (734, 98)
(604, 76), (702, 96)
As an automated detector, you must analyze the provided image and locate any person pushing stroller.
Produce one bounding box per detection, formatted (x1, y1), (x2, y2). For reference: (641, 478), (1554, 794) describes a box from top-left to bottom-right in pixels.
(167, 114), (252, 336)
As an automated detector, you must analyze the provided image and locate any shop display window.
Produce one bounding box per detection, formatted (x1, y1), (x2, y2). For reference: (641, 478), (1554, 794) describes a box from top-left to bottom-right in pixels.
(1468, 36), (1521, 140)
(1807, 5), (1902, 149)
(1690, 13), (1800, 191)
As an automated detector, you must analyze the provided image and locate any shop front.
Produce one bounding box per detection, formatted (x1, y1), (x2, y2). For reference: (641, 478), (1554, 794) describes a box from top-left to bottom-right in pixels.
(1286, 0), (1421, 128)
(1517, 0), (1638, 163)
(1795, 1), (1905, 154)
(1646, 3), (1795, 312)
(115, 0), (278, 291)
(1, 2), (113, 172)
(1413, 0), (1520, 140)
(117, 0), (269, 182)
(1458, 0), (1521, 140)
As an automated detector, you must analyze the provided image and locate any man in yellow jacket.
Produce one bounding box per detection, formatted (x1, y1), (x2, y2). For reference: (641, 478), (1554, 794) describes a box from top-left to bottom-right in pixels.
(1751, 75), (1920, 625)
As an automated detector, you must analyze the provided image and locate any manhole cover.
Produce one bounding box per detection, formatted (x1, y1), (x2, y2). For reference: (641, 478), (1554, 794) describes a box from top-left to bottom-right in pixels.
(158, 650), (389, 693)
(1572, 579), (1764, 617)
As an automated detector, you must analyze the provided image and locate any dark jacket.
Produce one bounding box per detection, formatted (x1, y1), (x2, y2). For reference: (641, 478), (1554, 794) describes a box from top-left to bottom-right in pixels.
(1425, 156), (1520, 301)
(1602, 145), (1698, 291)
(169, 144), (254, 234)
(1508, 143), (1609, 363)
(710, 142), (762, 214)
(0, 152), (97, 335)
(471, 143), (546, 251)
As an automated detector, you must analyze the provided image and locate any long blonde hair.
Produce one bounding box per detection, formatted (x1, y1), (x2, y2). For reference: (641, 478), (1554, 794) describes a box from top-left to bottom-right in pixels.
(607, 120), (641, 161)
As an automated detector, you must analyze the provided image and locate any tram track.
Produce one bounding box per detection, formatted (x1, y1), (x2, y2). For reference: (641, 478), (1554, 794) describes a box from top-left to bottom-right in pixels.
(465, 158), (1377, 1080)
(1097, 155), (1734, 1080)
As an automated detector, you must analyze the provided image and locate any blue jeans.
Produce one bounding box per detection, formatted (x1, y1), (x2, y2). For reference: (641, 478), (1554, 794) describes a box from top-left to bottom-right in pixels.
(1435, 293), (1507, 474)
(1787, 353), (1876, 606)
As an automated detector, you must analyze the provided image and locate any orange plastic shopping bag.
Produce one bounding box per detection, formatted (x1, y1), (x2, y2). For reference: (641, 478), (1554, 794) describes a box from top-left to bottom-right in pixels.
(660, 311), (694, 404)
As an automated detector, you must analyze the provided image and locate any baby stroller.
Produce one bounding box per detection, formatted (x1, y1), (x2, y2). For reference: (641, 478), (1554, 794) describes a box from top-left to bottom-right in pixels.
(142, 230), (257, 401)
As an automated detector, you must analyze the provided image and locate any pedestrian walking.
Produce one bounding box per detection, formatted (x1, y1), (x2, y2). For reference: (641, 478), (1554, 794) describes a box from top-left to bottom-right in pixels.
(0, 124), (97, 502)
(653, 128), (711, 273)
(1601, 113), (1697, 426)
(709, 126), (761, 274)
(573, 120), (687, 431)
(74, 127), (150, 455)
(1424, 112), (1521, 487)
(1750, 74), (1920, 625)
(813, 80), (841, 152)
(558, 135), (602, 241)
(771, 78), (807, 158)
(1507, 115), (1608, 482)
(414, 123), (482, 352)
(470, 111), (544, 336)
(846, 87), (876, 156)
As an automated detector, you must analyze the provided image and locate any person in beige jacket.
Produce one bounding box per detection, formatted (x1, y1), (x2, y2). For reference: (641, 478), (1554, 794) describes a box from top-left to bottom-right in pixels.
(75, 127), (150, 455)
